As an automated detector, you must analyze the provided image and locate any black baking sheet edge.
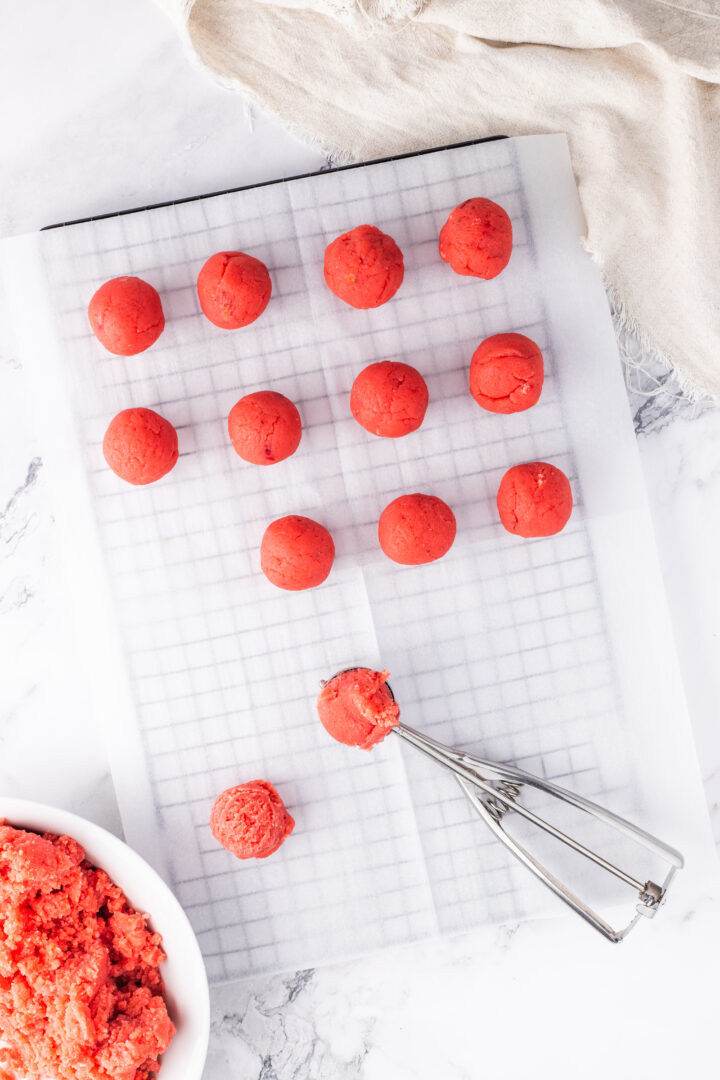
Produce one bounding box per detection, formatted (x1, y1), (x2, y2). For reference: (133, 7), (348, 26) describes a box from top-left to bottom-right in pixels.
(43, 136), (508, 230)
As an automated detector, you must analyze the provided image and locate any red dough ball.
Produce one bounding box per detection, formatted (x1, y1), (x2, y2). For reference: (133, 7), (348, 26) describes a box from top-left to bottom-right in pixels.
(497, 462), (573, 538)
(228, 391), (302, 465)
(378, 493), (456, 565)
(88, 276), (165, 355)
(324, 225), (404, 309)
(103, 408), (178, 485)
(317, 667), (400, 750)
(351, 360), (428, 437)
(439, 198), (513, 279)
(210, 780), (295, 859)
(261, 515), (335, 590)
(470, 332), (544, 414)
(197, 251), (272, 329)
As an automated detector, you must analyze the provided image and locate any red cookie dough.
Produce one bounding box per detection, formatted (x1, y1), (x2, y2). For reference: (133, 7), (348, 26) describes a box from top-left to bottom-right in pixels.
(0, 822), (174, 1080)
(378, 493), (456, 565)
(350, 360), (429, 437)
(324, 225), (404, 309)
(470, 332), (544, 414)
(88, 276), (165, 355)
(228, 391), (302, 465)
(103, 408), (178, 486)
(497, 462), (573, 538)
(210, 781), (295, 860)
(102, 406), (179, 488)
(439, 198), (513, 279)
(317, 667), (400, 750)
(260, 515), (335, 590)
(197, 251), (272, 329)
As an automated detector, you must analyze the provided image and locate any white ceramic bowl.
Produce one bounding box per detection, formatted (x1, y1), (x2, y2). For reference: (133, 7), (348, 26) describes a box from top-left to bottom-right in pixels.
(0, 797), (210, 1080)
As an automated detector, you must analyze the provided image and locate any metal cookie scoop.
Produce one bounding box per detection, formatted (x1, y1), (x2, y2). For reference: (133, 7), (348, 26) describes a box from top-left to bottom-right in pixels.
(328, 668), (684, 943)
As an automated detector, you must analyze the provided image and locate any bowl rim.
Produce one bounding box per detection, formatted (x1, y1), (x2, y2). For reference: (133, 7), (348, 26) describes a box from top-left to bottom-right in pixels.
(0, 796), (210, 1080)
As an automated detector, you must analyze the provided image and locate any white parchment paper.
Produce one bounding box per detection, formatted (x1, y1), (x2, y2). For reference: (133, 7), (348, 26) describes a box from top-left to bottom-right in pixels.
(2, 135), (716, 981)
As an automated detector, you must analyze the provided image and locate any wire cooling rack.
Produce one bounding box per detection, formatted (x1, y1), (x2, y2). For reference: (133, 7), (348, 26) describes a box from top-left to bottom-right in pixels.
(3, 135), (710, 982)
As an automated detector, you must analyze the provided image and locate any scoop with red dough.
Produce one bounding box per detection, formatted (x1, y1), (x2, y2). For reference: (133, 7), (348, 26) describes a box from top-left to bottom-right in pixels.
(497, 462), (573, 538)
(317, 667), (400, 750)
(228, 391), (302, 465)
(378, 493), (456, 565)
(103, 407), (178, 485)
(351, 360), (428, 437)
(88, 276), (165, 355)
(470, 332), (544, 414)
(324, 225), (404, 309)
(210, 781), (295, 859)
(197, 251), (272, 329)
(261, 514), (335, 590)
(439, 198), (513, 279)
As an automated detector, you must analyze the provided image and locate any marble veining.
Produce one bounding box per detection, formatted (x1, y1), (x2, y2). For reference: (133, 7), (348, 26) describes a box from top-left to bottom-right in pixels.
(616, 322), (714, 436)
(0, 457), (42, 555)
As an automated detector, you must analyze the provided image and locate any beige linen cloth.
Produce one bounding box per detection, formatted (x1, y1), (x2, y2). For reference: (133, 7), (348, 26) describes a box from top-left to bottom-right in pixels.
(157, 0), (720, 400)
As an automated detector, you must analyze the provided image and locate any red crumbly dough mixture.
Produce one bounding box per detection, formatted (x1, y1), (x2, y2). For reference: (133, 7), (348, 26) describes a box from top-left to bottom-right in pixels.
(439, 198), (513, 279)
(88, 277), (165, 356)
(317, 668), (400, 750)
(102, 408), (178, 486)
(196, 251), (272, 329)
(260, 515), (335, 590)
(210, 782), (295, 860)
(228, 391), (302, 465)
(496, 461), (573, 538)
(324, 225), (404, 309)
(350, 361), (429, 437)
(470, 332), (544, 414)
(378, 493), (457, 565)
(0, 823), (174, 1080)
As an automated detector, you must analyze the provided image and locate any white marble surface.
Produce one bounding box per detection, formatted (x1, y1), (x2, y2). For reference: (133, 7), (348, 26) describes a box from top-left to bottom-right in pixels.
(1, 3), (719, 1078)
